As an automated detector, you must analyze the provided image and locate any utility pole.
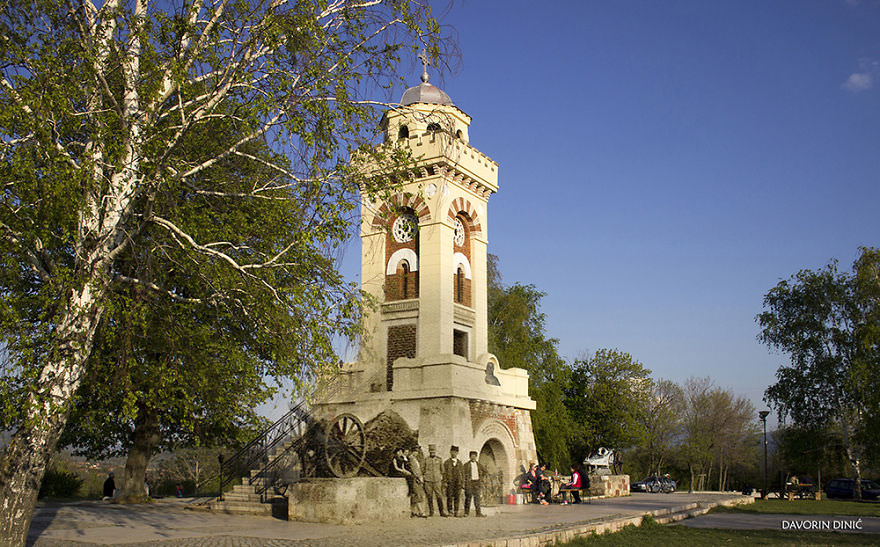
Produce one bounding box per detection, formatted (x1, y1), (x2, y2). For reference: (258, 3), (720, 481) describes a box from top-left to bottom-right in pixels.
(759, 410), (770, 499)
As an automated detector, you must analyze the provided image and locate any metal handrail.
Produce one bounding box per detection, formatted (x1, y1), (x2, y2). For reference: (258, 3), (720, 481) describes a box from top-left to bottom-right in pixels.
(217, 367), (387, 502)
(218, 373), (347, 496)
(249, 421), (312, 502)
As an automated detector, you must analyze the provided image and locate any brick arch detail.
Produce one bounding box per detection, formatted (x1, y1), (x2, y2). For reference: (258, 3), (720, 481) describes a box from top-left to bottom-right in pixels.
(447, 198), (482, 235)
(371, 193), (431, 230)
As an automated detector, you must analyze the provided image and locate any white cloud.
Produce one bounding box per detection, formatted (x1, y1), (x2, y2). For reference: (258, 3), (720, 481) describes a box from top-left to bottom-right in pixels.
(842, 72), (873, 92)
(841, 58), (879, 93)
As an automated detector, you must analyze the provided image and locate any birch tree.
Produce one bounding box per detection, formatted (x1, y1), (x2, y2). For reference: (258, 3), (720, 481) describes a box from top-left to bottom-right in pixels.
(758, 247), (880, 501)
(0, 0), (437, 543)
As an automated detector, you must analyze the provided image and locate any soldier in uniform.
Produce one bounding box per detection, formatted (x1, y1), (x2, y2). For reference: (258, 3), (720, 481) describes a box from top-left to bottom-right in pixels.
(423, 444), (446, 516)
(443, 445), (464, 517)
(462, 450), (487, 517)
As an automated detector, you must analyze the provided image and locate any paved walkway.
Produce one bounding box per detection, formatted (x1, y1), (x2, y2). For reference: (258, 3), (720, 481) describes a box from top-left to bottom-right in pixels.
(28, 493), (744, 547)
(681, 512), (880, 533)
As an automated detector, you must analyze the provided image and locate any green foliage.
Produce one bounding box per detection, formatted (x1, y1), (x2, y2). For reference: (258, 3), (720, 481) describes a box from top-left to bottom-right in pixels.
(485, 256), (758, 490)
(37, 464), (83, 499)
(677, 377), (757, 492)
(628, 379), (684, 477)
(776, 424), (849, 480)
(564, 349), (652, 460)
(0, 0), (438, 419)
(58, 120), (305, 461)
(487, 255), (574, 469)
(758, 247), (880, 481)
(0, 0), (440, 533)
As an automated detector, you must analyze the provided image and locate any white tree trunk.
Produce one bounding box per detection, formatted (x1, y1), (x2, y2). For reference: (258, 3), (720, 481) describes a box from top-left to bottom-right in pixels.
(0, 283), (106, 546)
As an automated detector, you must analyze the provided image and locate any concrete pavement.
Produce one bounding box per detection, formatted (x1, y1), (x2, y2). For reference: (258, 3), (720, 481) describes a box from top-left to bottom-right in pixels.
(27, 492), (750, 546)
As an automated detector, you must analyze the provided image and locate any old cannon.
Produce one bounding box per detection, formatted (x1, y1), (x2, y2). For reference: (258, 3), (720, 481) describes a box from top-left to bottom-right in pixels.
(217, 404), (387, 502)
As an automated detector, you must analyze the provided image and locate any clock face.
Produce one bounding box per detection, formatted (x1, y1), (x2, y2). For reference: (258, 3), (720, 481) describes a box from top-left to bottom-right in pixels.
(392, 213), (418, 243)
(453, 218), (465, 246)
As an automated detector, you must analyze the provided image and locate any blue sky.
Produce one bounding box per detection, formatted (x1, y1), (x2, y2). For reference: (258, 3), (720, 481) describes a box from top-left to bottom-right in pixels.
(338, 0), (880, 414)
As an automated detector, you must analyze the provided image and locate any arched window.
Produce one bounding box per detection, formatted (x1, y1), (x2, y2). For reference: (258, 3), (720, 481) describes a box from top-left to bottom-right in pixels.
(455, 129), (463, 140)
(398, 261), (410, 298)
(386, 249), (418, 301)
(427, 122), (441, 133)
(398, 125), (409, 139)
(455, 266), (464, 303)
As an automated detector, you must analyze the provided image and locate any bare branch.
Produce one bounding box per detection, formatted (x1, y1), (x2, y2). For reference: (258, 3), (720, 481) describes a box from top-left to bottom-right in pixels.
(151, 215), (298, 272)
(113, 274), (205, 304)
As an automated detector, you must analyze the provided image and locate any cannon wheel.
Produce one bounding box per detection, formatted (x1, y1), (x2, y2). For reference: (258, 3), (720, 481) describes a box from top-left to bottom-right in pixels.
(324, 413), (366, 478)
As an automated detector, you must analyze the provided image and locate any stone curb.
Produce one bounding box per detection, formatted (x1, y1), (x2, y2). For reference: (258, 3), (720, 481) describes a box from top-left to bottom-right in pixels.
(438, 495), (754, 547)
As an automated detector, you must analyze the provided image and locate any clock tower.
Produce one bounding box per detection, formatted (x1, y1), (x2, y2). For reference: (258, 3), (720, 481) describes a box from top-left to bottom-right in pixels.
(317, 61), (537, 500)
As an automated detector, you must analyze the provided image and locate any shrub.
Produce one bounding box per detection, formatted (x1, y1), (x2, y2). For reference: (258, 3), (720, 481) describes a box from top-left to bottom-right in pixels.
(39, 467), (84, 499)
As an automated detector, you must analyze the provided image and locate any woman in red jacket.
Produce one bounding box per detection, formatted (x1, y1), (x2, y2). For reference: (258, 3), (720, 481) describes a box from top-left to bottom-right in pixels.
(565, 465), (584, 504)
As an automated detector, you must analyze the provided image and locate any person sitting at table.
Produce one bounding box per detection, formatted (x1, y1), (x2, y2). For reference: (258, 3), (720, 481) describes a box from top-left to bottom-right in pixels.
(525, 463), (547, 504)
(562, 464), (583, 504)
(538, 463), (552, 504)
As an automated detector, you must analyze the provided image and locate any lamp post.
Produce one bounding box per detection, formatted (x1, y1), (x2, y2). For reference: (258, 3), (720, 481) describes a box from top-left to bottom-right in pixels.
(759, 410), (770, 499)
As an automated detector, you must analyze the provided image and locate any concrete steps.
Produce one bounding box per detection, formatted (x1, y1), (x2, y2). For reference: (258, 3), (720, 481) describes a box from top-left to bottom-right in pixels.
(207, 426), (304, 518)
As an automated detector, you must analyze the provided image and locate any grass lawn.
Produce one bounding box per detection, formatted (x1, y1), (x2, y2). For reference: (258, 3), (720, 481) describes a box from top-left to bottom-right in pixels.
(556, 516), (876, 546)
(712, 498), (880, 517)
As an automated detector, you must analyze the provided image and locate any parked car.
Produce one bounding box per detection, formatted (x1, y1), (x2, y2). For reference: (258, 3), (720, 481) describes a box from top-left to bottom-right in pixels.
(824, 478), (880, 500)
(631, 475), (676, 493)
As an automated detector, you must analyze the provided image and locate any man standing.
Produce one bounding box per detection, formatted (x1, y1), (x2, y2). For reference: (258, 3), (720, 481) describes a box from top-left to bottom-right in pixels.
(423, 444), (447, 516)
(443, 445), (464, 517)
(462, 450), (486, 517)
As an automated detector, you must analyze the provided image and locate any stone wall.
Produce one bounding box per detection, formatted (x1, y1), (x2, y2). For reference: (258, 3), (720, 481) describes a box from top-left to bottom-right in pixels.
(288, 477), (409, 524)
(587, 474), (630, 498)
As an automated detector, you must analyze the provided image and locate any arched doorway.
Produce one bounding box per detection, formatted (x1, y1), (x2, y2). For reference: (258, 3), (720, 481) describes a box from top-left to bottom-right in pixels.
(478, 439), (507, 505)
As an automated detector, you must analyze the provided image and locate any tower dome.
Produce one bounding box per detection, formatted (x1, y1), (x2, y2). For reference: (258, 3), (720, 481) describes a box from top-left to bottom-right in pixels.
(400, 81), (453, 106)
(400, 50), (454, 106)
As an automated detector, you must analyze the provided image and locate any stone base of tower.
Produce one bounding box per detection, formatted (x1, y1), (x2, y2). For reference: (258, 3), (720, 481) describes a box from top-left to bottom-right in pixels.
(288, 478), (409, 524)
(314, 354), (538, 504)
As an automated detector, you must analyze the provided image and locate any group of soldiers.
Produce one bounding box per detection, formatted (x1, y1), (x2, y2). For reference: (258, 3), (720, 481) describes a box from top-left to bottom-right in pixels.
(389, 443), (487, 518)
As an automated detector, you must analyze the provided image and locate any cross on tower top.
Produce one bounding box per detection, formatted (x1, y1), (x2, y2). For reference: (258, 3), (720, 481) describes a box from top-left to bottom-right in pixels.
(418, 49), (430, 83)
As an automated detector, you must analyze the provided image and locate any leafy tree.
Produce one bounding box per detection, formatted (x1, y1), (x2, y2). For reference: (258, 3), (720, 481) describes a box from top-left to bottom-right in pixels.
(758, 248), (880, 499)
(57, 117), (318, 503)
(486, 255), (574, 470)
(852, 248), (880, 466)
(0, 0), (437, 542)
(636, 379), (684, 476)
(564, 348), (652, 463)
(678, 377), (756, 492)
(679, 377), (715, 492)
(776, 424), (849, 484)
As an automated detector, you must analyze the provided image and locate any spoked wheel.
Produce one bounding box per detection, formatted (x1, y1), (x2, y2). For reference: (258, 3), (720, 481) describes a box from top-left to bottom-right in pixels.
(324, 413), (366, 478)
